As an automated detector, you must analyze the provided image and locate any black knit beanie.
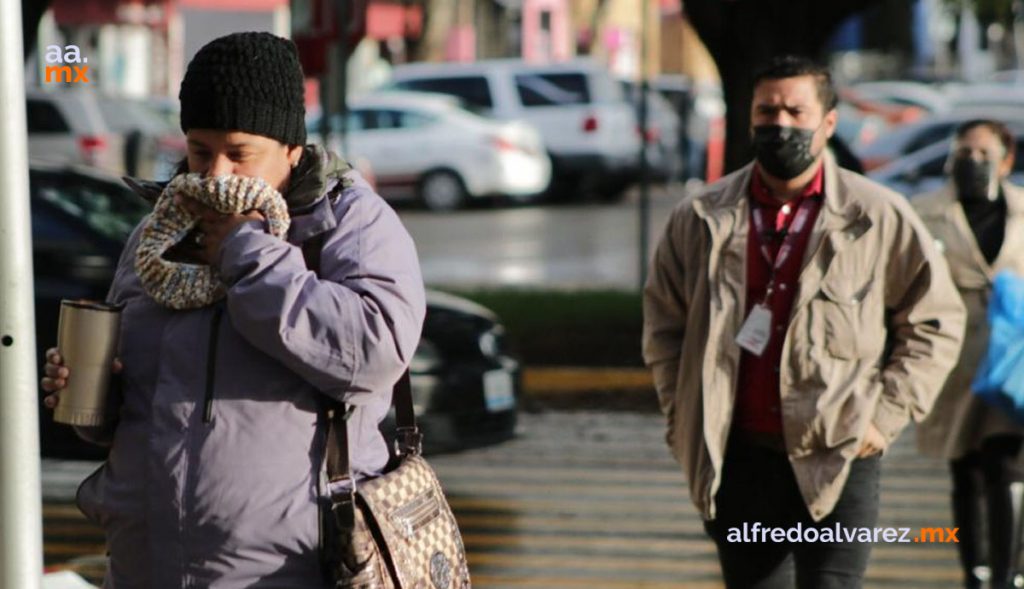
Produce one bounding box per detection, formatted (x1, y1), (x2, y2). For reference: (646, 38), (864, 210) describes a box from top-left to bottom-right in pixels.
(179, 32), (306, 145)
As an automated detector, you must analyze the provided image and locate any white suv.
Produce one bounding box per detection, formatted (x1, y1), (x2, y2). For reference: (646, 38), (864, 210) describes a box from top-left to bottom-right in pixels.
(387, 58), (641, 200)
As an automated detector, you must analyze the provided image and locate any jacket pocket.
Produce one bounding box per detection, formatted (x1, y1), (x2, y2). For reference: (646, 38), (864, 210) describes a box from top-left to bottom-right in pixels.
(817, 276), (884, 360)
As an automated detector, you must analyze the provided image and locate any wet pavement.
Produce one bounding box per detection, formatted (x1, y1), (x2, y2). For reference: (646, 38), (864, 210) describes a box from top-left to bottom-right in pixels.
(398, 185), (686, 290)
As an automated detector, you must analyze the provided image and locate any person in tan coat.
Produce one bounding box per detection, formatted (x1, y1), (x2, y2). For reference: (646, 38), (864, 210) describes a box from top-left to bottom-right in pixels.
(914, 119), (1024, 589)
(642, 55), (966, 589)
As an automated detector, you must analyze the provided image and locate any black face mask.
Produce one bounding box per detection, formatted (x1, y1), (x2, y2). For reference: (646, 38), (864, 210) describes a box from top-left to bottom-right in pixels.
(752, 125), (819, 180)
(952, 157), (997, 202)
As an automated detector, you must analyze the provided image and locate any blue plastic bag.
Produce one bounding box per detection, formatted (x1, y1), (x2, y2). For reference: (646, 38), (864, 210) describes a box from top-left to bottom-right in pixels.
(971, 270), (1024, 424)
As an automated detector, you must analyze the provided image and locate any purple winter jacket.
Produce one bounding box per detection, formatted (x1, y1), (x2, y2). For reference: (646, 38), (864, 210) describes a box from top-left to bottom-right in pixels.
(75, 155), (426, 588)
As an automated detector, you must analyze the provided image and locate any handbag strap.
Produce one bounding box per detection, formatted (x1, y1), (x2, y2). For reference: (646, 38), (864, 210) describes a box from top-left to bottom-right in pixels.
(300, 234), (421, 485)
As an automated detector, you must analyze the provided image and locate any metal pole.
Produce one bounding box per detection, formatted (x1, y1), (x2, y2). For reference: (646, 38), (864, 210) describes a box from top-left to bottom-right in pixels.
(1014, 1), (1024, 69)
(638, 0), (651, 291)
(318, 56), (332, 151)
(0, 0), (44, 585)
(336, 0), (350, 160)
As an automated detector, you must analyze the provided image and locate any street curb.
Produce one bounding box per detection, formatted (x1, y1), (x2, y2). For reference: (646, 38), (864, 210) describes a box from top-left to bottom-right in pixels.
(522, 367), (653, 395)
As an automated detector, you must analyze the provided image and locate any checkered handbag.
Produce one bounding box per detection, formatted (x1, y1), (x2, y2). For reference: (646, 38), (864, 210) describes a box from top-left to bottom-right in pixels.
(321, 373), (472, 589)
(303, 232), (470, 589)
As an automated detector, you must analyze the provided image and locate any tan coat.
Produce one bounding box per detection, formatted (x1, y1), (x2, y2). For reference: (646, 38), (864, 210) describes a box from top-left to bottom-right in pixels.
(914, 182), (1024, 460)
(642, 156), (966, 522)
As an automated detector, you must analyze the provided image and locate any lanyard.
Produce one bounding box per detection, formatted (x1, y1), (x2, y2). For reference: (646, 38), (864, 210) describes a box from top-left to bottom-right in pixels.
(751, 197), (820, 303)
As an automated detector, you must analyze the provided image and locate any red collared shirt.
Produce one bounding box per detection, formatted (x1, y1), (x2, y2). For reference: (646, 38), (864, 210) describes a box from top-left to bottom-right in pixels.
(733, 164), (824, 434)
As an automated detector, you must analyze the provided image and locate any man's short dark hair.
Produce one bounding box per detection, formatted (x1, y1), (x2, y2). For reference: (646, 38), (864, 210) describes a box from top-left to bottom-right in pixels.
(956, 119), (1016, 160)
(753, 55), (838, 112)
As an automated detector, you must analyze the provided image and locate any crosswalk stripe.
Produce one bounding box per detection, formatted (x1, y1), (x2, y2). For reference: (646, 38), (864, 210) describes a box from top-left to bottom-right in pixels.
(44, 543), (106, 556)
(43, 504), (88, 518)
(443, 481), (951, 507)
(462, 533), (718, 554)
(467, 552), (716, 575)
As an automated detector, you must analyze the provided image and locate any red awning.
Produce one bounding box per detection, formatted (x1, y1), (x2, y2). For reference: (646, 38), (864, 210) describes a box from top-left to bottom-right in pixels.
(52, 0), (170, 27)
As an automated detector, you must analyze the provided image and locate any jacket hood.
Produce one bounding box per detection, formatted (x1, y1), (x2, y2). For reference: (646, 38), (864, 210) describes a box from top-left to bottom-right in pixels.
(285, 144), (353, 210)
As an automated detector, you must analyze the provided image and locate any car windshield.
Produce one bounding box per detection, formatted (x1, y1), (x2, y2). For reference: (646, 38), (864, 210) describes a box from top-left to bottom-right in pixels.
(32, 170), (150, 242)
(515, 72), (591, 107)
(96, 98), (172, 135)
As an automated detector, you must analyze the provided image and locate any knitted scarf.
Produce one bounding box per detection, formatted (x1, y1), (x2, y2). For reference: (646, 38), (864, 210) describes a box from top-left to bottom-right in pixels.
(134, 173), (290, 310)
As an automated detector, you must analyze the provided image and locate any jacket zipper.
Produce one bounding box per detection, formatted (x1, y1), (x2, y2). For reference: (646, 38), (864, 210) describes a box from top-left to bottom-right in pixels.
(203, 306), (224, 424)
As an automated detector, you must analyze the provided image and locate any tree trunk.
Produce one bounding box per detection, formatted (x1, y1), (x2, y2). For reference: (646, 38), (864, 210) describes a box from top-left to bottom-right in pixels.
(684, 0), (889, 173)
(408, 0), (459, 62)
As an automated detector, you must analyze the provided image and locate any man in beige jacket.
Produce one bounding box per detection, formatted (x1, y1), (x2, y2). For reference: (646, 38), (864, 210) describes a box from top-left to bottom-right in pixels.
(642, 55), (966, 588)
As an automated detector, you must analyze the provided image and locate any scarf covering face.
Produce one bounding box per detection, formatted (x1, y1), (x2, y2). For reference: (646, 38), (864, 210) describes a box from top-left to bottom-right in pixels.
(135, 173), (290, 310)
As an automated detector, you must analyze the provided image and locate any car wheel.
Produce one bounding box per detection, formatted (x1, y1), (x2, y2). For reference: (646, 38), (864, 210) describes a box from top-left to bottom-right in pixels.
(419, 171), (467, 212)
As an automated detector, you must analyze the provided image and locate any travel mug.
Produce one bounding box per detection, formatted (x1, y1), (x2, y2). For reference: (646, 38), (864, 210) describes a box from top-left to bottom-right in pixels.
(53, 299), (124, 426)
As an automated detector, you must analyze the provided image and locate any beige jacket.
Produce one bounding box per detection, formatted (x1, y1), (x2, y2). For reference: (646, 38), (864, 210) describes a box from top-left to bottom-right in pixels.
(642, 156), (966, 522)
(914, 182), (1024, 460)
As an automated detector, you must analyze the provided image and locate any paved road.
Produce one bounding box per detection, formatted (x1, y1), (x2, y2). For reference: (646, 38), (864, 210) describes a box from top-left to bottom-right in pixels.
(42, 410), (960, 588)
(397, 185), (685, 290)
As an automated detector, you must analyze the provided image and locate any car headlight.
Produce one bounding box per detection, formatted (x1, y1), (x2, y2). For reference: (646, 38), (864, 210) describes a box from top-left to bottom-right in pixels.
(478, 327), (504, 358)
(411, 339), (442, 373)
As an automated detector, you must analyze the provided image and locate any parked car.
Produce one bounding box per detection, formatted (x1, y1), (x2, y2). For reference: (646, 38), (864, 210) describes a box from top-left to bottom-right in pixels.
(397, 290), (520, 454)
(31, 163), (152, 461)
(30, 163), (521, 459)
(869, 135), (1024, 197)
(845, 81), (951, 115)
(618, 79), (684, 182)
(946, 83), (1024, 110)
(94, 95), (187, 181)
(27, 88), (123, 174)
(855, 107), (1024, 171)
(308, 91), (550, 211)
(386, 58), (641, 200)
(650, 75), (726, 181)
(834, 102), (887, 155)
(838, 86), (928, 126)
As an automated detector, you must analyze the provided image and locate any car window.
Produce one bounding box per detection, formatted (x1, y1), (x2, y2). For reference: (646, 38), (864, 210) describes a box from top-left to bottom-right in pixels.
(515, 73), (591, 107)
(96, 99), (167, 135)
(26, 99), (71, 133)
(346, 109), (371, 131)
(30, 171), (150, 243)
(918, 154), (946, 178)
(357, 109), (438, 130)
(374, 110), (403, 130)
(398, 110), (437, 129)
(905, 123), (956, 155)
(392, 76), (494, 110)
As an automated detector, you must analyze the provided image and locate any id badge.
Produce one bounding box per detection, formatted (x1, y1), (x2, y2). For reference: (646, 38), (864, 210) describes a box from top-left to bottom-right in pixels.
(735, 304), (773, 357)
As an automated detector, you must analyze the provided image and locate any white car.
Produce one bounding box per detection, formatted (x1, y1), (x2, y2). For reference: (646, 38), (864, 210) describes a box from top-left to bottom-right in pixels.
(386, 58), (641, 200)
(869, 134), (1024, 197)
(27, 88), (124, 174)
(855, 107), (1024, 171)
(308, 92), (550, 211)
